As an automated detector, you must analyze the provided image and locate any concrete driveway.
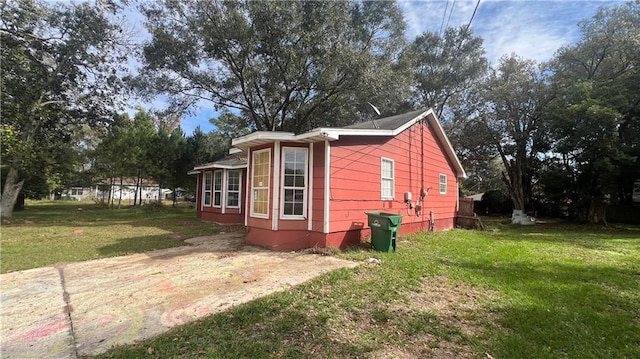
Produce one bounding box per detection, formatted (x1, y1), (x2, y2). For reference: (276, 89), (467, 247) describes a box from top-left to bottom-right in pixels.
(0, 233), (359, 358)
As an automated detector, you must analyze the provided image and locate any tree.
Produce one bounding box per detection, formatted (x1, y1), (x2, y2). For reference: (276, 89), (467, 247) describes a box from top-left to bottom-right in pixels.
(0, 0), (129, 217)
(403, 26), (488, 119)
(479, 55), (551, 212)
(138, 0), (409, 134)
(545, 2), (640, 222)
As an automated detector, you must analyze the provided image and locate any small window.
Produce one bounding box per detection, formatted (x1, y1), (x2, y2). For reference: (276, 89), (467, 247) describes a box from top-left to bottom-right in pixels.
(71, 188), (83, 196)
(213, 170), (222, 207)
(381, 158), (394, 200)
(282, 148), (307, 218)
(226, 170), (241, 208)
(203, 172), (212, 206)
(439, 174), (447, 194)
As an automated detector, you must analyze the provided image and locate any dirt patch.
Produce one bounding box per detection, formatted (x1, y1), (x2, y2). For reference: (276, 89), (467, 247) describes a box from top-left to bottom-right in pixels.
(363, 276), (501, 359)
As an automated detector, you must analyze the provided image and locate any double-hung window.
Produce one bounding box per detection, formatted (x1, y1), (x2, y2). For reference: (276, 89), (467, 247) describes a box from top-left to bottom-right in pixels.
(251, 149), (270, 218)
(381, 158), (394, 200)
(203, 172), (212, 206)
(213, 170), (222, 207)
(226, 170), (241, 208)
(282, 148), (307, 218)
(439, 174), (447, 194)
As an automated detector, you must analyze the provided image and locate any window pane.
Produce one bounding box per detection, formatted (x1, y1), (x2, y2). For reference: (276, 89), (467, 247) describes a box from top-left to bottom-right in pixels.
(282, 148), (307, 217)
(227, 192), (239, 207)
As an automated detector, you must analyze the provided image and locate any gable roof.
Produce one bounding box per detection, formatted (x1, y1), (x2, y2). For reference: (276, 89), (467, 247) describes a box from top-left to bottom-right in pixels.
(188, 153), (247, 174)
(344, 108), (427, 130)
(230, 108), (466, 178)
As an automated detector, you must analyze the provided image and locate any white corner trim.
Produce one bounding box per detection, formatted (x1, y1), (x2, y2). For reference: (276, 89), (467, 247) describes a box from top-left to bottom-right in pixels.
(272, 142), (281, 231)
(308, 142), (314, 231)
(323, 141), (330, 234)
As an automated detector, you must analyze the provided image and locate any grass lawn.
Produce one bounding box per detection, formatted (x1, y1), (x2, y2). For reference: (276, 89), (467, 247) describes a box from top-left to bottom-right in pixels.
(0, 200), (221, 273)
(92, 220), (640, 359)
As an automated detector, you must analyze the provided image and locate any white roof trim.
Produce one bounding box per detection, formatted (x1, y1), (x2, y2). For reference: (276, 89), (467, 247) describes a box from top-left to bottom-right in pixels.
(230, 108), (465, 178)
(193, 163), (247, 171)
(423, 111), (467, 178)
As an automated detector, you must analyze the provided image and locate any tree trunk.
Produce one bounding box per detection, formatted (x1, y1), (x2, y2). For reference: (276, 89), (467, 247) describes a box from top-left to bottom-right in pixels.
(133, 172), (140, 206)
(108, 176), (114, 209)
(172, 187), (177, 207)
(118, 176), (123, 209)
(1, 168), (25, 219)
(586, 200), (607, 225)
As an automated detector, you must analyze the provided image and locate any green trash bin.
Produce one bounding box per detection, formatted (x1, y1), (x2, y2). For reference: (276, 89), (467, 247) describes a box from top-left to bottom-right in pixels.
(366, 212), (403, 252)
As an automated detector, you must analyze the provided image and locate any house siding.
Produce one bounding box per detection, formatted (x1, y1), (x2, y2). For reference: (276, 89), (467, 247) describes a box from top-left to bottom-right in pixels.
(329, 121), (458, 237)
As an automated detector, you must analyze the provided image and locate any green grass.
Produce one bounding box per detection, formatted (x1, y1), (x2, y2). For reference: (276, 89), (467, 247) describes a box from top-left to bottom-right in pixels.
(92, 221), (640, 359)
(0, 200), (221, 273)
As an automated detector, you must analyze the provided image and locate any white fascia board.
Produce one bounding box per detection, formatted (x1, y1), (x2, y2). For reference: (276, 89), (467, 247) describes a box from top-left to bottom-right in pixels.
(187, 170), (201, 175)
(392, 109), (431, 135)
(229, 147), (243, 154)
(212, 164), (247, 169)
(232, 131), (296, 147)
(424, 111), (467, 178)
(309, 128), (393, 139)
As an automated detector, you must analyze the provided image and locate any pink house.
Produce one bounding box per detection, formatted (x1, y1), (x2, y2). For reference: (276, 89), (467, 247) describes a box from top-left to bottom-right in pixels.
(191, 108), (465, 251)
(190, 153), (247, 224)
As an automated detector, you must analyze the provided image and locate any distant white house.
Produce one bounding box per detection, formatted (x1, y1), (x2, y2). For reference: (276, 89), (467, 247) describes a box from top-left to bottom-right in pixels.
(61, 178), (172, 202)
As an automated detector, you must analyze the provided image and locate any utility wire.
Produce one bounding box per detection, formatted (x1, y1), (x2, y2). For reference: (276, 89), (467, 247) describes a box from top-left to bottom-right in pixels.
(438, 0), (450, 36)
(463, 0), (481, 35)
(445, 0), (456, 32)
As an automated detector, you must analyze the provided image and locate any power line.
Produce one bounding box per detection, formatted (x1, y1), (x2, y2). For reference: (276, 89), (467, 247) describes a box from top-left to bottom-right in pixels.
(439, 0), (450, 36)
(463, 0), (481, 35)
(445, 0), (456, 31)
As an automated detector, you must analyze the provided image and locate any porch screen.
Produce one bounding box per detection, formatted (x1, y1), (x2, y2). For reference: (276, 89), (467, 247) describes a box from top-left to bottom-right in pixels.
(251, 149), (270, 217)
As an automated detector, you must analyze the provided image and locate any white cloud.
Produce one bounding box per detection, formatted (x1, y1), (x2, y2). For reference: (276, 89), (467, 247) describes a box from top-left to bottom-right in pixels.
(399, 0), (623, 64)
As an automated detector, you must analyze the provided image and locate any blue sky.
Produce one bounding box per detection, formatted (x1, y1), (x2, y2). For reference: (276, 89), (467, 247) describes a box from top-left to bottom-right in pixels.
(123, 0), (625, 135)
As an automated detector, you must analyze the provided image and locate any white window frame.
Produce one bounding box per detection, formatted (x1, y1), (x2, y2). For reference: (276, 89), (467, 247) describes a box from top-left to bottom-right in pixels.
(226, 170), (241, 209)
(439, 174), (447, 195)
(213, 170), (223, 207)
(203, 171), (212, 207)
(381, 157), (395, 200)
(280, 147), (308, 220)
(250, 148), (271, 219)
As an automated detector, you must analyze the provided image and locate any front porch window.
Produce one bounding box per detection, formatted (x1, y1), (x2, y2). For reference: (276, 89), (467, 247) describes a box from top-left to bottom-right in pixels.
(213, 170), (222, 207)
(226, 170), (241, 208)
(203, 172), (212, 206)
(251, 149), (270, 218)
(282, 147), (307, 218)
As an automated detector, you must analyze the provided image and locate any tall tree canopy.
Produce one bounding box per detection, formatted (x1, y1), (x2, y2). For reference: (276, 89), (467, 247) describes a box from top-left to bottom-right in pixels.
(544, 1), (640, 222)
(138, 0), (409, 133)
(0, 0), (129, 217)
(403, 26), (488, 119)
(479, 55), (551, 211)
